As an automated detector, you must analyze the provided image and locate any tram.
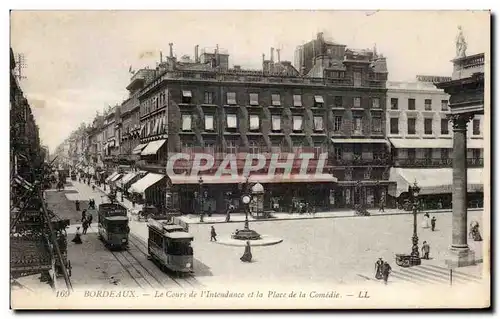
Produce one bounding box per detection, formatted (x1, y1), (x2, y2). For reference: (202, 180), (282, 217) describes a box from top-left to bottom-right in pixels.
(98, 203), (129, 250)
(147, 220), (194, 275)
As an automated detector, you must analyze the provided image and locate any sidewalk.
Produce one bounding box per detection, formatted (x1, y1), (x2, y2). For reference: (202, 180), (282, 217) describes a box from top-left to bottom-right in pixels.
(175, 207), (484, 225)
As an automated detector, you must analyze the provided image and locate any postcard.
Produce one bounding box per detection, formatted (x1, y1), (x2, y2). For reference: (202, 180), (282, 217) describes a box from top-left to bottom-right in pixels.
(9, 10), (490, 309)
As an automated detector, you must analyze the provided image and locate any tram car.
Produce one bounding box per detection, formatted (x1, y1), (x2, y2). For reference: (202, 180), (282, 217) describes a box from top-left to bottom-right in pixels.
(97, 203), (129, 250)
(147, 220), (194, 275)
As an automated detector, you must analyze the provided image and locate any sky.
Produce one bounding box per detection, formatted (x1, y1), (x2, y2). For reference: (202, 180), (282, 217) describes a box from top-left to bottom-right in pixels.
(10, 10), (490, 153)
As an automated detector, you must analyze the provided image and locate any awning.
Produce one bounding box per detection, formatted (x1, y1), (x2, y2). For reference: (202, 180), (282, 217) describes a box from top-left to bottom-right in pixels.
(388, 167), (484, 197)
(169, 174), (338, 185)
(128, 173), (165, 194)
(389, 138), (484, 149)
(132, 143), (148, 155)
(169, 175), (246, 185)
(141, 139), (166, 155)
(331, 138), (389, 144)
(118, 172), (137, 188)
(110, 173), (123, 183)
(105, 172), (119, 183)
(314, 95), (325, 103)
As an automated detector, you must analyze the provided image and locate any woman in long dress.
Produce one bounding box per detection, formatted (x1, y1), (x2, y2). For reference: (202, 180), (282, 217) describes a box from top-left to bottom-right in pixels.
(421, 213), (430, 229)
(240, 241), (252, 262)
(375, 258), (384, 280)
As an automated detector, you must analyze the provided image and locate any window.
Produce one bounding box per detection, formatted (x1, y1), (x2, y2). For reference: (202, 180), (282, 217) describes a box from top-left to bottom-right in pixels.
(372, 98), (380, 109)
(313, 145), (325, 159)
(353, 71), (362, 87)
(424, 118), (433, 135)
(391, 98), (398, 110)
(226, 114), (237, 129)
(441, 100), (448, 111)
(249, 115), (260, 131)
(390, 118), (399, 134)
(227, 141), (237, 154)
(181, 114), (192, 131)
(314, 95), (324, 107)
(473, 119), (480, 135)
(292, 116), (303, 131)
(424, 148), (432, 159)
(441, 148), (449, 160)
(372, 117), (382, 133)
(353, 97), (361, 108)
(204, 92), (214, 104)
(154, 96), (159, 109)
(204, 115), (214, 131)
(424, 99), (432, 111)
(313, 116), (324, 131)
(249, 93), (259, 106)
(334, 146), (342, 160)
(408, 98), (416, 110)
(407, 118), (416, 135)
(227, 92), (237, 105)
(353, 144), (362, 160)
(472, 148), (481, 159)
(271, 94), (281, 106)
(441, 119), (449, 135)
(408, 149), (416, 160)
(353, 116), (363, 135)
(182, 90), (192, 104)
(249, 141), (260, 155)
(271, 115), (281, 131)
(334, 116), (342, 132)
(293, 94), (302, 107)
(335, 96), (343, 107)
(204, 141), (215, 154)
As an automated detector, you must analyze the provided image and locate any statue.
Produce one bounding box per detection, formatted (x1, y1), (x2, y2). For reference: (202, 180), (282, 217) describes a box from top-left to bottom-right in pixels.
(456, 26), (467, 58)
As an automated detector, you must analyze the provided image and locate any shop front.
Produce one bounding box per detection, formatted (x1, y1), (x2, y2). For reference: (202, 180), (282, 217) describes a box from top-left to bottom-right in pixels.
(128, 172), (166, 208)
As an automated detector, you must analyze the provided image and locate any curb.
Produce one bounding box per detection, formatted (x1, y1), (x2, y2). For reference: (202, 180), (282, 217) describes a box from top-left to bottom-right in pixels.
(177, 208), (484, 225)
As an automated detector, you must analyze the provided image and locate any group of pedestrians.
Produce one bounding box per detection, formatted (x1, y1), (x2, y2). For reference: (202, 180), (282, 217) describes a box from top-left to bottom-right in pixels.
(374, 258), (392, 285)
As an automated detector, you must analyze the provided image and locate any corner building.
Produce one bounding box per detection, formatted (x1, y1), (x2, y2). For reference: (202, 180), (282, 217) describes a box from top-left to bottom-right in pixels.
(130, 35), (390, 214)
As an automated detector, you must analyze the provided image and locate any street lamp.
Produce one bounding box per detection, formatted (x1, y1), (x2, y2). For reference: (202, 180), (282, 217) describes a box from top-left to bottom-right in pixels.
(409, 180), (421, 266)
(198, 176), (204, 222)
(232, 176), (261, 240)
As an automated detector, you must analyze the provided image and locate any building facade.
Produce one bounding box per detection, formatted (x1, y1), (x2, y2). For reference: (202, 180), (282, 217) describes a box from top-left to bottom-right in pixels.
(387, 75), (484, 209)
(123, 35), (390, 213)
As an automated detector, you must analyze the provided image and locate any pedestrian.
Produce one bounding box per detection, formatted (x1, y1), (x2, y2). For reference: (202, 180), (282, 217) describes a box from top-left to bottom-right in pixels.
(92, 184), (95, 191)
(87, 213), (93, 225)
(121, 192), (124, 202)
(381, 261), (392, 285)
(375, 258), (384, 280)
(81, 209), (87, 223)
(82, 220), (89, 235)
(378, 200), (385, 213)
(75, 200), (80, 211)
(431, 216), (437, 231)
(421, 241), (430, 260)
(240, 241), (252, 262)
(132, 198), (135, 208)
(210, 226), (217, 242)
(72, 227), (83, 244)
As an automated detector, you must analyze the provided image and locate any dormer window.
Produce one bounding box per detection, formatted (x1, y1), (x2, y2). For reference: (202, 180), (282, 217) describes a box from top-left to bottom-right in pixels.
(182, 90), (192, 104)
(314, 96), (324, 108)
(249, 93), (259, 106)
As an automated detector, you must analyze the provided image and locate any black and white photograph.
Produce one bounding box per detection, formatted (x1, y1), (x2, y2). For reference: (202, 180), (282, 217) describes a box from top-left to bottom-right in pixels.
(9, 10), (490, 309)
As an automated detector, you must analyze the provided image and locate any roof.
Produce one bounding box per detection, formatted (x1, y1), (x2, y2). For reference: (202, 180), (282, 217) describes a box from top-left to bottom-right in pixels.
(386, 81), (445, 92)
(163, 225), (185, 232)
(165, 232), (194, 240)
(105, 216), (129, 221)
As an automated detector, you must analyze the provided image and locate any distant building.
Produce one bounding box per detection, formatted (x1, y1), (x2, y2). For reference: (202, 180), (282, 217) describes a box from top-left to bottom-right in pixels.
(387, 76), (484, 210)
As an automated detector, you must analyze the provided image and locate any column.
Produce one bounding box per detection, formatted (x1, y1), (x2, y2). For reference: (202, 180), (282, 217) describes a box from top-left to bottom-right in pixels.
(448, 113), (475, 266)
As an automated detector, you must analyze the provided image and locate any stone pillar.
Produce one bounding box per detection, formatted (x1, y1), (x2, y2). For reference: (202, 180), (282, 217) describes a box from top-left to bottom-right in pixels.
(448, 113), (475, 267)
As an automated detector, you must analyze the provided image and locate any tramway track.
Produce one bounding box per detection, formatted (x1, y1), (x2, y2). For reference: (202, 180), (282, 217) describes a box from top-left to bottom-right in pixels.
(128, 233), (202, 290)
(110, 250), (152, 290)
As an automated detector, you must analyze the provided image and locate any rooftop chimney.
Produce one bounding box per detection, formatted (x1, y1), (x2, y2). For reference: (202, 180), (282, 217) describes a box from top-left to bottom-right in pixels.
(169, 43), (173, 58)
(270, 47), (274, 63)
(277, 48), (281, 63)
(195, 45), (199, 63)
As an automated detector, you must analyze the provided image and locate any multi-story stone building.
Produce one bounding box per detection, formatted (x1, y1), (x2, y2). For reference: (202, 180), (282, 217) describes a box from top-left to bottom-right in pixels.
(126, 35), (389, 213)
(387, 75), (484, 210)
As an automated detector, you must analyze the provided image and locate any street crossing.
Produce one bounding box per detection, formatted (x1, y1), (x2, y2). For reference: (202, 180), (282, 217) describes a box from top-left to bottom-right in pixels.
(361, 263), (483, 286)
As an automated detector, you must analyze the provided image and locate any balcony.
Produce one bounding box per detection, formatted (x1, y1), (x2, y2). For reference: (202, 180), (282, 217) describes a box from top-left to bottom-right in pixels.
(136, 159), (167, 174)
(332, 158), (390, 166)
(452, 53), (485, 80)
(394, 158), (483, 168)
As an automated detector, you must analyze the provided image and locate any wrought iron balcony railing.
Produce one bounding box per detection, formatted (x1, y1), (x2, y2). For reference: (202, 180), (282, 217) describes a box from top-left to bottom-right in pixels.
(394, 158), (483, 168)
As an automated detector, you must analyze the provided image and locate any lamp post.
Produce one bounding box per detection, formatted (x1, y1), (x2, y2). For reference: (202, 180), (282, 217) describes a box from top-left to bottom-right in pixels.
(409, 180), (421, 266)
(198, 176), (204, 222)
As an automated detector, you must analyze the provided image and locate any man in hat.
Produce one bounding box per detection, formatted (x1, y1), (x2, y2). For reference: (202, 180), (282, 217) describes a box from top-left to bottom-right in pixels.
(421, 241), (430, 260)
(431, 216), (437, 231)
(381, 261), (392, 285)
(210, 226), (217, 242)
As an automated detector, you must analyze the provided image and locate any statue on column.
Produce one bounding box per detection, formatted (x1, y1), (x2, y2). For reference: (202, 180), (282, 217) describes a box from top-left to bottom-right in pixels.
(456, 25), (467, 58)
